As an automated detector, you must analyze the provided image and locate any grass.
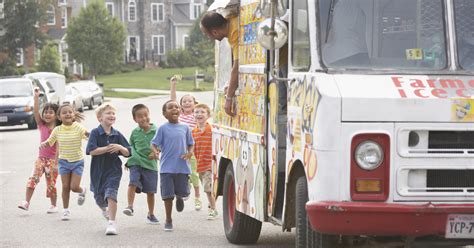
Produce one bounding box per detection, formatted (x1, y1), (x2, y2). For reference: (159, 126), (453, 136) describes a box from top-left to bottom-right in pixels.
(97, 67), (214, 93)
(104, 90), (162, 99)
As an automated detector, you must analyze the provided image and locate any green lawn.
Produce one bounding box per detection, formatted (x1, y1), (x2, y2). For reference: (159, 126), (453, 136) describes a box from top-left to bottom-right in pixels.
(103, 90), (163, 99)
(97, 67), (214, 92)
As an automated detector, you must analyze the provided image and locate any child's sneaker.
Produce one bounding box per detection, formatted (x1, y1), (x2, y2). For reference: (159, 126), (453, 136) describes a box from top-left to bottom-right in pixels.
(61, 209), (71, 221)
(164, 221), (173, 232)
(18, 201), (29, 211)
(194, 198), (202, 211)
(207, 209), (218, 220)
(122, 206), (134, 216)
(147, 214), (159, 225)
(46, 205), (58, 214)
(101, 207), (110, 220)
(78, 186), (87, 206)
(175, 197), (184, 212)
(105, 221), (117, 235)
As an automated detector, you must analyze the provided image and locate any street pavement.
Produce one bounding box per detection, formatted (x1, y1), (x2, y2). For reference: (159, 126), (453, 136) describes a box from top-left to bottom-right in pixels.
(0, 91), (294, 247)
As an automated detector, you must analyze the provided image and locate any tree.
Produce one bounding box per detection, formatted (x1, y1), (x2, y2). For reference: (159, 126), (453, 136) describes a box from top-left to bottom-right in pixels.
(0, 0), (48, 72)
(38, 43), (61, 73)
(66, 1), (125, 78)
(186, 14), (215, 70)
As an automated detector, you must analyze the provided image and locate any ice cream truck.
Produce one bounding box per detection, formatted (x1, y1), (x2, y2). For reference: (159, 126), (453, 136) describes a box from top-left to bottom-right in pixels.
(211, 0), (474, 247)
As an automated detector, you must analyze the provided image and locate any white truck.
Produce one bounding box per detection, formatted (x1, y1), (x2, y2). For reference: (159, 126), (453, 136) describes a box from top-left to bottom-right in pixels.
(211, 0), (474, 247)
(24, 72), (66, 104)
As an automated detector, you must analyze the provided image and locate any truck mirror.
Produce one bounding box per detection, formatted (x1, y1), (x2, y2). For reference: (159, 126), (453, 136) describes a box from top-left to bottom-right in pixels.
(257, 18), (288, 50)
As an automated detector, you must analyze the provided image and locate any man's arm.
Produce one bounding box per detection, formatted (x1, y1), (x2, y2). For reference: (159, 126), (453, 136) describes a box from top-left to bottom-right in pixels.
(224, 59), (239, 116)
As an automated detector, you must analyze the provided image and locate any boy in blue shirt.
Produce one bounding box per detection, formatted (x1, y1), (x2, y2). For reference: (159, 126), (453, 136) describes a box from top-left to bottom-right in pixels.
(86, 104), (131, 235)
(151, 100), (194, 232)
(123, 104), (159, 225)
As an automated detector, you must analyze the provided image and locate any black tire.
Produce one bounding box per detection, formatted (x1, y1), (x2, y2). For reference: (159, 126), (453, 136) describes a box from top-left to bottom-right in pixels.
(223, 166), (262, 244)
(27, 117), (37, 129)
(88, 98), (94, 110)
(295, 176), (336, 248)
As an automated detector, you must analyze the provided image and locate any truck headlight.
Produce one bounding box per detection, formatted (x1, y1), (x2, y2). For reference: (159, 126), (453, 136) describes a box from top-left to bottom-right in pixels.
(354, 141), (383, 170)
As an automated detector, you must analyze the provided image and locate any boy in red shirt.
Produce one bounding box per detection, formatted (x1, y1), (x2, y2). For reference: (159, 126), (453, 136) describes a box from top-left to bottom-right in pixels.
(192, 103), (217, 219)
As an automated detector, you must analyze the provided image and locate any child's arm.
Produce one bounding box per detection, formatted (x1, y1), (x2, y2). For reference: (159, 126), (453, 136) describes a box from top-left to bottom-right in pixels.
(170, 75), (178, 101)
(33, 88), (43, 126)
(106, 144), (130, 156)
(181, 144), (194, 160)
(40, 127), (57, 148)
(150, 144), (161, 160)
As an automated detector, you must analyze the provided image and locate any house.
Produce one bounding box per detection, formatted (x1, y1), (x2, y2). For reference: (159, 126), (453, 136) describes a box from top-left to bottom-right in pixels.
(104, 0), (206, 67)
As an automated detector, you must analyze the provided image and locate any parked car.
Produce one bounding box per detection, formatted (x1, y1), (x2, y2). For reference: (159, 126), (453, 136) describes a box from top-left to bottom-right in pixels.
(0, 77), (47, 129)
(24, 72), (66, 104)
(37, 78), (60, 104)
(64, 84), (84, 112)
(69, 81), (104, 110)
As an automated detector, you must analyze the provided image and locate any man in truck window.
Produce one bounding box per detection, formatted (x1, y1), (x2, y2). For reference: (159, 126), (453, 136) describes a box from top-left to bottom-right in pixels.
(200, 11), (239, 117)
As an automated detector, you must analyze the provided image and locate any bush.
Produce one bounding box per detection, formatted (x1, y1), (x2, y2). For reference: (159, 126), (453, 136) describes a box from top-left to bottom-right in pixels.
(166, 49), (192, 68)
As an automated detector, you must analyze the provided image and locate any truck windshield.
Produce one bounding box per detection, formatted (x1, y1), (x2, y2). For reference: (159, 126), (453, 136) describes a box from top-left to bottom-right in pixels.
(319, 0), (447, 70)
(454, 0), (474, 70)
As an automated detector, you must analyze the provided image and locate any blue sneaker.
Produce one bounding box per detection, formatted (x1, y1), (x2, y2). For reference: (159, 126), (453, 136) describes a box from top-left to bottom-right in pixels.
(147, 214), (159, 225)
(164, 222), (173, 232)
(176, 197), (184, 212)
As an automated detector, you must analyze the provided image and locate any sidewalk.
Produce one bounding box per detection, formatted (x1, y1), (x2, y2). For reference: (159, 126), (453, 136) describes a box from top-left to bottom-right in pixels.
(110, 88), (211, 94)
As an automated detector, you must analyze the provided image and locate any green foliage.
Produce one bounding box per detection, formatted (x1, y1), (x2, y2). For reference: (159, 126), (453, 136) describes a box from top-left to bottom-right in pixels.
(0, 55), (17, 76)
(38, 44), (61, 73)
(66, 1), (125, 78)
(166, 49), (192, 68)
(185, 14), (215, 69)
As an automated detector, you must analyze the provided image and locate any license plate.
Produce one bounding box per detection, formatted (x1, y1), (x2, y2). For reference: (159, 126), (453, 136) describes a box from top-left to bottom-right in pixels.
(445, 214), (474, 239)
(0, 116), (7, 122)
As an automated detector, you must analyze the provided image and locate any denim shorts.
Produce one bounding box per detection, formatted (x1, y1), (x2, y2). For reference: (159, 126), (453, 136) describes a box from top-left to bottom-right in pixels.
(128, 165), (158, 193)
(160, 173), (190, 200)
(58, 159), (84, 176)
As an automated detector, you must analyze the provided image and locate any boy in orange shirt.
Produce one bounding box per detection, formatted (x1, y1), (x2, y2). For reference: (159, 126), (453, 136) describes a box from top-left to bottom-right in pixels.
(192, 103), (217, 219)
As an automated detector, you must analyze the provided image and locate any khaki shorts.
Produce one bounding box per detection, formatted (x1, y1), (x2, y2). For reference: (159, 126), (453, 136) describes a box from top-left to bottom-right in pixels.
(199, 171), (213, 193)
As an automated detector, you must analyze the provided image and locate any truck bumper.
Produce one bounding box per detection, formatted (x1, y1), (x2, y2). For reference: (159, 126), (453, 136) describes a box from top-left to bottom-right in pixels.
(306, 201), (474, 236)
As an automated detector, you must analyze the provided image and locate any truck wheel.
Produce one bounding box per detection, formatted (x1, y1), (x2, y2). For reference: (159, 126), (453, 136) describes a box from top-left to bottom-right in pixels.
(88, 99), (94, 109)
(295, 176), (336, 248)
(223, 165), (262, 244)
(27, 117), (37, 129)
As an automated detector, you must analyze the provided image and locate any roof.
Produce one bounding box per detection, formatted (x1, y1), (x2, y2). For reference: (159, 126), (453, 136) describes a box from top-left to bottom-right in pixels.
(169, 3), (193, 25)
(47, 28), (66, 40)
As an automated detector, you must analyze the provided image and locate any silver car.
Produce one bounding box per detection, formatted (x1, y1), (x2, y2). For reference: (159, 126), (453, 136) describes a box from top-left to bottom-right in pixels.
(64, 84), (84, 112)
(69, 81), (104, 110)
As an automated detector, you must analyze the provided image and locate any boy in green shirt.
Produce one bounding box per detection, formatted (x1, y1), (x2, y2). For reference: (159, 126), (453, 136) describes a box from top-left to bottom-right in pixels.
(123, 104), (159, 224)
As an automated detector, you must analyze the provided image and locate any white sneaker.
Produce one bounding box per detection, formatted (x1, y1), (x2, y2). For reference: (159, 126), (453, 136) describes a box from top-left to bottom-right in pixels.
(78, 186), (87, 206)
(105, 221), (118, 235)
(61, 209), (71, 221)
(18, 201), (29, 211)
(47, 205), (58, 214)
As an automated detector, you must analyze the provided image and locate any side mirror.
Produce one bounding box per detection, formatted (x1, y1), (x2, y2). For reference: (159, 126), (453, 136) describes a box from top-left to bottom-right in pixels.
(257, 18), (288, 50)
(49, 89), (55, 93)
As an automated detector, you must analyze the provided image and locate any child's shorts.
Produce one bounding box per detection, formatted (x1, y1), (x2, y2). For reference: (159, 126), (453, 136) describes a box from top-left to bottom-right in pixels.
(26, 157), (58, 197)
(189, 156), (200, 187)
(128, 165), (158, 193)
(199, 171), (213, 193)
(160, 173), (190, 200)
(58, 159), (84, 176)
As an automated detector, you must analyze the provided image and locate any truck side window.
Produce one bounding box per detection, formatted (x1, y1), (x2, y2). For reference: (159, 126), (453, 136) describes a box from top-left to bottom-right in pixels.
(291, 0), (310, 71)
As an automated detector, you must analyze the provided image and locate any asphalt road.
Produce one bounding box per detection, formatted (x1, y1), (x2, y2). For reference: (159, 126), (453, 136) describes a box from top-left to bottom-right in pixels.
(0, 92), (294, 247)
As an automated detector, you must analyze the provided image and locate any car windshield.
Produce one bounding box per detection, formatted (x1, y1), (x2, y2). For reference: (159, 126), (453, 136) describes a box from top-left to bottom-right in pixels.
(319, 0), (447, 70)
(454, 0), (474, 70)
(0, 81), (32, 97)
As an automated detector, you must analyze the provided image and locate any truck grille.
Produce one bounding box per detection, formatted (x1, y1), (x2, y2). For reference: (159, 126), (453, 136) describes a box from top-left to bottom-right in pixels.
(428, 131), (474, 153)
(427, 170), (474, 189)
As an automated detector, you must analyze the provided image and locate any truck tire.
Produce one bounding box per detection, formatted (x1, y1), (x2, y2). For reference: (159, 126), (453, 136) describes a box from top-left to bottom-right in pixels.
(27, 117), (37, 129)
(295, 176), (336, 248)
(223, 165), (262, 244)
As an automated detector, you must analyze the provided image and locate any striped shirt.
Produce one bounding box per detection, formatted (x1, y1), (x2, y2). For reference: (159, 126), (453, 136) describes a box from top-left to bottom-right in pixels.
(46, 122), (88, 162)
(179, 112), (196, 129)
(192, 122), (212, 173)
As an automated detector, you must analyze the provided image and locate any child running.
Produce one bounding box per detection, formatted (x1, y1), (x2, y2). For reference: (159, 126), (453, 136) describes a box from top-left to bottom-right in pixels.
(122, 104), (159, 225)
(39, 103), (88, 221)
(192, 103), (218, 220)
(18, 88), (60, 213)
(86, 104), (130, 235)
(170, 76), (202, 211)
(151, 100), (194, 231)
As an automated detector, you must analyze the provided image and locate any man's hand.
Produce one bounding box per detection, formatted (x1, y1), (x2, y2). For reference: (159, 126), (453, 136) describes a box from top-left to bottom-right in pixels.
(224, 97), (235, 117)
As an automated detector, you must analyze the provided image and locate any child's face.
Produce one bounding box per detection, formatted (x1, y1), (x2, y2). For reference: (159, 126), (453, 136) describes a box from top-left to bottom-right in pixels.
(163, 101), (180, 123)
(98, 108), (116, 126)
(181, 95), (195, 114)
(59, 105), (75, 125)
(133, 108), (151, 129)
(42, 108), (57, 124)
(194, 107), (209, 126)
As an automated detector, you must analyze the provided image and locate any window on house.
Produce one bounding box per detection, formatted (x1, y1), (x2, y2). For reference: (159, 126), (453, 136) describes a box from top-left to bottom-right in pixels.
(183, 35), (190, 49)
(16, 48), (24, 66)
(58, 0), (67, 6)
(47, 5), (55, 25)
(191, 3), (202, 20)
(128, 36), (139, 61)
(61, 8), (67, 28)
(151, 3), (164, 22)
(129, 1), (136, 22)
(106, 2), (114, 16)
(153, 35), (165, 55)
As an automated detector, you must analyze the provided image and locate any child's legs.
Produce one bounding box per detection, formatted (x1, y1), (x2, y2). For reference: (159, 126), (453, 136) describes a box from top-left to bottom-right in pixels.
(126, 166), (142, 207)
(103, 172), (121, 221)
(164, 199), (173, 223)
(25, 158), (45, 202)
(147, 193), (155, 215)
(44, 158), (58, 206)
(139, 167), (158, 215)
(69, 160), (85, 193)
(160, 173), (176, 223)
(175, 174), (191, 199)
(189, 157), (200, 198)
(60, 173), (72, 208)
(107, 197), (117, 221)
(200, 171), (216, 209)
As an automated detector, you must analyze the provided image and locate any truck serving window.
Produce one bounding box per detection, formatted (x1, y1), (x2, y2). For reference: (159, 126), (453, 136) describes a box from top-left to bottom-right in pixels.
(291, 0), (310, 71)
(319, 0), (447, 70)
(454, 0), (474, 71)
